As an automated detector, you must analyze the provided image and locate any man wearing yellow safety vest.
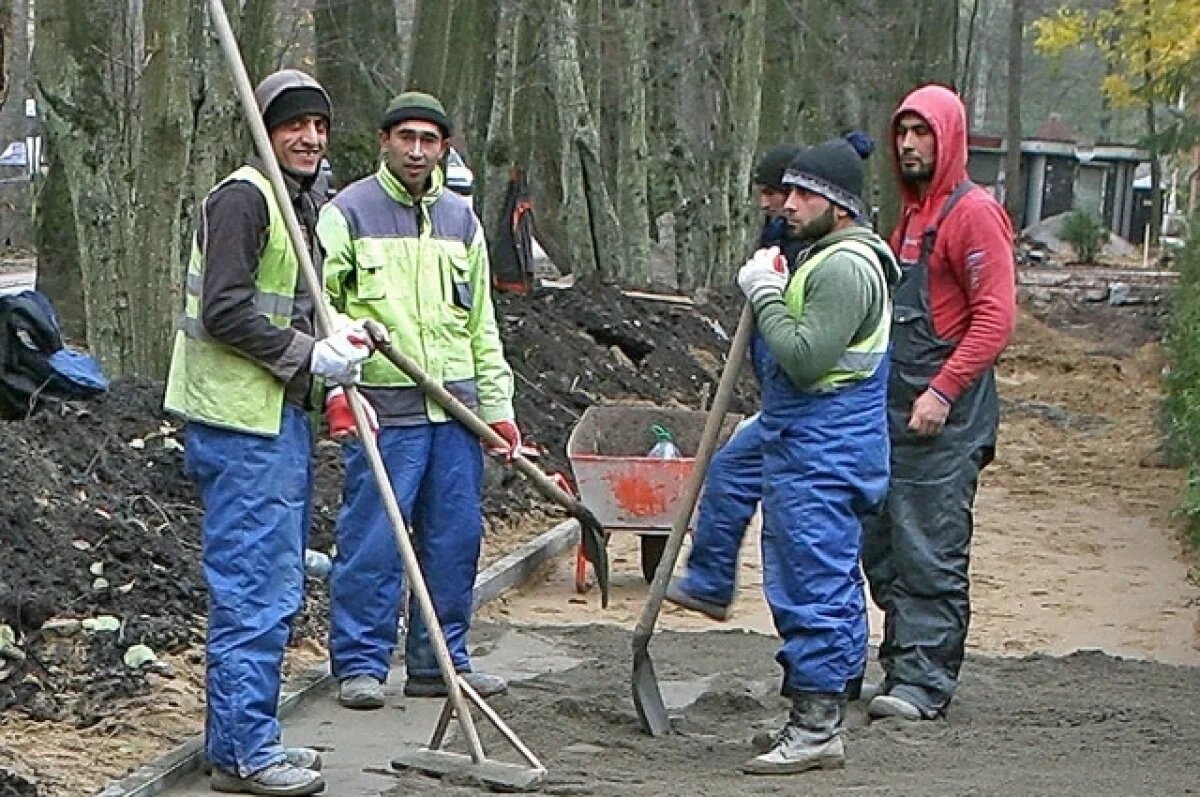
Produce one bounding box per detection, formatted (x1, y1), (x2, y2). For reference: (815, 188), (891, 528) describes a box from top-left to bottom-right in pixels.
(726, 135), (898, 775)
(316, 91), (518, 710)
(165, 70), (374, 795)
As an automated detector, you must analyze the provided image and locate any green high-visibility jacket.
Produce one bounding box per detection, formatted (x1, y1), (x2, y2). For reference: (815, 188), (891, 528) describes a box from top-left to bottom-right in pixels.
(164, 165), (302, 436)
(784, 238), (892, 391)
(317, 164), (514, 424)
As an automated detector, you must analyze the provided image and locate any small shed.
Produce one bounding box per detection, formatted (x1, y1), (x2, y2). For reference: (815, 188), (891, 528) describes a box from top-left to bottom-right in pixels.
(967, 114), (1147, 243)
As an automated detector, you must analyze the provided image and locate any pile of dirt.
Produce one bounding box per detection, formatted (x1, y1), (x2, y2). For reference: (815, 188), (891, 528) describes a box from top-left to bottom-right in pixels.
(0, 283), (752, 729)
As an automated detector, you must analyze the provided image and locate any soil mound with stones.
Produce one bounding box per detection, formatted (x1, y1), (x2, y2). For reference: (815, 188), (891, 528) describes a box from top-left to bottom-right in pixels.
(0, 282), (750, 729)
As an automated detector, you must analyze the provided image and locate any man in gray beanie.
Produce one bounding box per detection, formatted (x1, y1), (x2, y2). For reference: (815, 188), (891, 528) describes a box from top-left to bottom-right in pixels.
(166, 69), (373, 795)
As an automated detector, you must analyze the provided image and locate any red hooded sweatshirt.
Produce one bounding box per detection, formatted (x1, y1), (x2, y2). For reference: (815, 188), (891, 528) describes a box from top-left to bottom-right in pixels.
(890, 84), (1016, 403)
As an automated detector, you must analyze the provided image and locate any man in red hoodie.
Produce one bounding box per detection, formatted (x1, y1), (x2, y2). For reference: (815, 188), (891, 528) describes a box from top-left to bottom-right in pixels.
(862, 84), (1016, 721)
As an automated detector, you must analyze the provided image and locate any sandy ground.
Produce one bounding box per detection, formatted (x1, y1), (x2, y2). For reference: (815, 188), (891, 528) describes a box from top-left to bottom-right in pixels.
(480, 486), (1200, 667)
(378, 624), (1200, 797)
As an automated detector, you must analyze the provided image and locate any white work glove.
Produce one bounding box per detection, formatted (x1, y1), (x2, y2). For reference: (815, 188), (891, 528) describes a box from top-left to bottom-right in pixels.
(310, 321), (373, 385)
(736, 246), (788, 304)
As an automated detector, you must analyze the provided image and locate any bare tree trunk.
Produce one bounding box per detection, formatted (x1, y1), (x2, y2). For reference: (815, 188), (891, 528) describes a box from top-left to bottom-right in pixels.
(1004, 0), (1024, 226)
(34, 0), (271, 378)
(480, 0), (521, 245)
(35, 150), (86, 342)
(129, 0), (197, 374)
(544, 0), (621, 280)
(710, 0), (764, 286)
(315, 0), (400, 184)
(408, 0), (454, 94)
(441, 0), (498, 155)
(616, 0), (650, 285)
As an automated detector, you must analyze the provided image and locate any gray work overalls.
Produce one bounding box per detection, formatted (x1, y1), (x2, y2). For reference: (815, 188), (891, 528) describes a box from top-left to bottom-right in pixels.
(862, 181), (1000, 716)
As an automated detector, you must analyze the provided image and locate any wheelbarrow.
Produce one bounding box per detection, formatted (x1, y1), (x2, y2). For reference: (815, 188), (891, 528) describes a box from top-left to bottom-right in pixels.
(566, 405), (743, 590)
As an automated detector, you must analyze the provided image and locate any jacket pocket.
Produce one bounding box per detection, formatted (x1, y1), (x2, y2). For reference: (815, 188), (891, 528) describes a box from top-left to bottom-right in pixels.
(447, 253), (473, 313)
(356, 261), (386, 301)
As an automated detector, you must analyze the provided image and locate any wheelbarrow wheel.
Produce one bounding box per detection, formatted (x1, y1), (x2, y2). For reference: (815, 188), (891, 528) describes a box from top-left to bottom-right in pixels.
(640, 534), (667, 584)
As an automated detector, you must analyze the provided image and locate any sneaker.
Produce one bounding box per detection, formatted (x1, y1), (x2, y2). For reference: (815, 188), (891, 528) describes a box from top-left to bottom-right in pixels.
(284, 748), (323, 771)
(210, 761), (325, 795)
(664, 580), (730, 621)
(338, 675), (385, 710)
(203, 748), (323, 775)
(404, 670), (508, 698)
(742, 726), (845, 775)
(867, 693), (926, 721)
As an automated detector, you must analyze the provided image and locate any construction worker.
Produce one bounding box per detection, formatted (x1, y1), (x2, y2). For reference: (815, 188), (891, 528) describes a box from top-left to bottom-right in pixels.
(165, 69), (373, 795)
(662, 144), (803, 620)
(665, 140), (877, 703)
(693, 134), (898, 775)
(861, 84), (1016, 721)
(318, 91), (518, 709)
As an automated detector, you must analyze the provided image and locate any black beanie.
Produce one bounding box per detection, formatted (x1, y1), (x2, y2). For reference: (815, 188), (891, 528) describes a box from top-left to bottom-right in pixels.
(782, 132), (875, 219)
(262, 87), (331, 132)
(754, 144), (803, 191)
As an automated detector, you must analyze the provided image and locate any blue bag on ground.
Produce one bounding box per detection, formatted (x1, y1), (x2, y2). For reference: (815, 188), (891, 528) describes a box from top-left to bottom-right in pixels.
(0, 289), (108, 419)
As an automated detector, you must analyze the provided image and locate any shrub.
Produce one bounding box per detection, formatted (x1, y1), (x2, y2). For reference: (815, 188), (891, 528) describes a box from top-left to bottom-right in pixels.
(1059, 210), (1106, 263)
(1164, 212), (1200, 548)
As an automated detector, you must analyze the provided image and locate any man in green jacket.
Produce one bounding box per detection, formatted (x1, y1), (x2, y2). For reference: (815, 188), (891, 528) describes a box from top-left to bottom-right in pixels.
(165, 69), (373, 795)
(317, 92), (519, 709)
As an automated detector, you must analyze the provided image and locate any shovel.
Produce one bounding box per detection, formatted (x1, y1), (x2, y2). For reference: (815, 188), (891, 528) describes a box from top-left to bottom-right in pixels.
(631, 302), (755, 736)
(360, 320), (611, 607)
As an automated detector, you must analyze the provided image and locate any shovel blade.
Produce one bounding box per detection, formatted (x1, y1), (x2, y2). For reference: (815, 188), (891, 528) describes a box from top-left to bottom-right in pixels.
(578, 514), (610, 608)
(631, 639), (671, 737)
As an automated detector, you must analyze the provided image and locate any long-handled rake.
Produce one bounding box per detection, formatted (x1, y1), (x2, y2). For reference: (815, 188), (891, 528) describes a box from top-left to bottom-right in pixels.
(207, 1), (545, 789)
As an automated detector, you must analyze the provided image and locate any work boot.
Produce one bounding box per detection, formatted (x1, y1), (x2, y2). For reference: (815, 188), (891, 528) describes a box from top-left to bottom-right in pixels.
(868, 693), (933, 721)
(404, 670), (508, 698)
(210, 761), (325, 795)
(743, 693), (846, 775)
(664, 580), (730, 621)
(205, 748), (323, 775)
(844, 676), (883, 702)
(338, 675), (385, 710)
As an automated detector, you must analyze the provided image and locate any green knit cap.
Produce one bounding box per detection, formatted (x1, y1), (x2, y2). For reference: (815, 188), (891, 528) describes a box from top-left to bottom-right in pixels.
(380, 91), (452, 136)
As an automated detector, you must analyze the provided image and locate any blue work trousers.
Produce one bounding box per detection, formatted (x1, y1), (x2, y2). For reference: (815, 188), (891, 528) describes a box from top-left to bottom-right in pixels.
(676, 416), (764, 606)
(186, 406), (313, 777)
(329, 421), (484, 681)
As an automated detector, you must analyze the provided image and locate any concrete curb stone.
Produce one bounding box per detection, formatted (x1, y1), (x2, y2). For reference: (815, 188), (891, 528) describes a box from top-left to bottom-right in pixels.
(93, 518), (581, 797)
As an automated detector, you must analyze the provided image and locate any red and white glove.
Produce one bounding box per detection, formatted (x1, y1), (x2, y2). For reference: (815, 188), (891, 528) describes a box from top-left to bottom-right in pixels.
(310, 321), (374, 385)
(736, 246), (788, 304)
(486, 419), (522, 462)
(325, 386), (379, 441)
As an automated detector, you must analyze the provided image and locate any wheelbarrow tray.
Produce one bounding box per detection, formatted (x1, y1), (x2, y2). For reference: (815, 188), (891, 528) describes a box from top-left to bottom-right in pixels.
(566, 405), (743, 532)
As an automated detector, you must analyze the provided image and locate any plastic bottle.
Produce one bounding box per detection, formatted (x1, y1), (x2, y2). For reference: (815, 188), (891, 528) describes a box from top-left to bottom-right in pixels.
(647, 424), (682, 459)
(304, 549), (332, 578)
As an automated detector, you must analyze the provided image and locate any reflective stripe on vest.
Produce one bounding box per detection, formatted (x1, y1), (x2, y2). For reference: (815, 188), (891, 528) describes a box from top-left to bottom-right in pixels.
(785, 238), (891, 392)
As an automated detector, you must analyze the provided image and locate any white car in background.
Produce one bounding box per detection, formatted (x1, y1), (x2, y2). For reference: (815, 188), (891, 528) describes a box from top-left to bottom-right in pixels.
(444, 147), (474, 205)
